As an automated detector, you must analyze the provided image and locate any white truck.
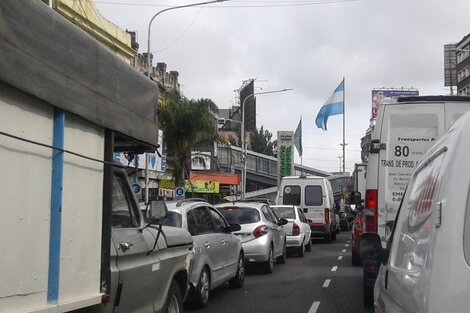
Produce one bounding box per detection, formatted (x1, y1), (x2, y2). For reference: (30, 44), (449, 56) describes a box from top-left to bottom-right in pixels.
(0, 1), (193, 312)
(359, 95), (470, 307)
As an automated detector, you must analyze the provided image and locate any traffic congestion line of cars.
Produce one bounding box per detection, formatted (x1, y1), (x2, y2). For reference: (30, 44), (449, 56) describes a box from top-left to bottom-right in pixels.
(157, 198), (312, 308)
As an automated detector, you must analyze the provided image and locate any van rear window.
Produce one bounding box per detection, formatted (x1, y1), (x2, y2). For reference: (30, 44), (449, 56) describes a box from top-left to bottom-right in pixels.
(305, 186), (323, 206)
(283, 185), (301, 205)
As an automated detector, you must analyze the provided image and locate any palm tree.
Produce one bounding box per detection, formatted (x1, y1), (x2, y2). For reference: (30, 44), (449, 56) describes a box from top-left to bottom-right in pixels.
(159, 90), (219, 186)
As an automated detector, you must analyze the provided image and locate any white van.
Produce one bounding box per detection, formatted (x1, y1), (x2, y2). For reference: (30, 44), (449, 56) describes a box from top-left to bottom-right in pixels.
(361, 95), (470, 307)
(277, 176), (336, 242)
(360, 108), (470, 313)
(364, 96), (470, 243)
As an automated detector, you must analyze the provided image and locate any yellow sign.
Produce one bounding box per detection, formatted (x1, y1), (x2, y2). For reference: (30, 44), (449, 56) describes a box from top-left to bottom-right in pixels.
(184, 180), (219, 193)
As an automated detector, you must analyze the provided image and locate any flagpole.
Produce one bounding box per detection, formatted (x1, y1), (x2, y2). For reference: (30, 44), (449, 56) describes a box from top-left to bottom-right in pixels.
(300, 115), (303, 176)
(342, 77), (346, 173)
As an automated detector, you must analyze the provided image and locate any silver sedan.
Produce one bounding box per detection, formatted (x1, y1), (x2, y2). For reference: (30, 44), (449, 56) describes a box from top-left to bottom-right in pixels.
(215, 202), (287, 274)
(161, 199), (245, 308)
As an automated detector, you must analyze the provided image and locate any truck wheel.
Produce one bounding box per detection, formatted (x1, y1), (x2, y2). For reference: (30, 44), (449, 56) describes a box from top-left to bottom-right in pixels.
(192, 267), (211, 308)
(163, 280), (183, 313)
(263, 246), (274, 274)
(276, 241), (287, 264)
(229, 253), (245, 288)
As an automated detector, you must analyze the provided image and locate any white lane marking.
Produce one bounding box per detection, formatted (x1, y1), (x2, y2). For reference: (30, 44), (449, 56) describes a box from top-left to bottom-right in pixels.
(338, 256), (343, 260)
(308, 301), (320, 313)
(345, 244), (350, 247)
(331, 266), (338, 272)
(323, 279), (331, 288)
(342, 249), (346, 252)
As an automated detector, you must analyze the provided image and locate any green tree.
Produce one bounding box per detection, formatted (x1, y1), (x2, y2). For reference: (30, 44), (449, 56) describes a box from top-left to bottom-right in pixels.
(250, 126), (276, 157)
(159, 90), (219, 186)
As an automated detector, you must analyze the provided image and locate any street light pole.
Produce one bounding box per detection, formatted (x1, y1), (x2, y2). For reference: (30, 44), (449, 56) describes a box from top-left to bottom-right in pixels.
(240, 88), (293, 200)
(146, 0), (227, 77)
(144, 0), (226, 203)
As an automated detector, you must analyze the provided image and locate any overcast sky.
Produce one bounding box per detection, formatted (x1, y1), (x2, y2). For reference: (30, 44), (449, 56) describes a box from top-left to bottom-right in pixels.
(95, 0), (470, 173)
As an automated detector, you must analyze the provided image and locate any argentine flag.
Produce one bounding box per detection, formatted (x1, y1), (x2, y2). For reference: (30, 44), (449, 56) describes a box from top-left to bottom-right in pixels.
(315, 80), (344, 131)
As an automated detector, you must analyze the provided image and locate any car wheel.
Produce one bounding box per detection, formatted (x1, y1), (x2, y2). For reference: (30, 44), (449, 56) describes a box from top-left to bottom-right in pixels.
(229, 253), (245, 288)
(305, 239), (311, 252)
(276, 241), (287, 264)
(192, 267), (211, 308)
(263, 245), (274, 274)
(163, 280), (183, 313)
(298, 242), (305, 257)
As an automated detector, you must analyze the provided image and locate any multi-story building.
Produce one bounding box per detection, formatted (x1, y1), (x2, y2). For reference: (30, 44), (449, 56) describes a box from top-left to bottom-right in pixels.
(457, 33), (470, 96)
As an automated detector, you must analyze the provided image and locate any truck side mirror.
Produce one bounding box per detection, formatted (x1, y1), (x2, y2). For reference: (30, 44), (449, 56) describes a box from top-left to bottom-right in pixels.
(149, 200), (168, 221)
(349, 191), (362, 205)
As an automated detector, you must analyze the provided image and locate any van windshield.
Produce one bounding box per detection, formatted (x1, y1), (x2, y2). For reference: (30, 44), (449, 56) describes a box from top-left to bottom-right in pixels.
(305, 185), (323, 206)
(283, 185), (301, 205)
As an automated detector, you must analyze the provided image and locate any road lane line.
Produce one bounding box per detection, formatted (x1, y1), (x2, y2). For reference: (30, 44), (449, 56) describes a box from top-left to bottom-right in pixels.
(331, 266), (338, 272)
(323, 279), (331, 288)
(342, 249), (346, 252)
(308, 301), (320, 313)
(345, 244), (349, 247)
(338, 256), (343, 260)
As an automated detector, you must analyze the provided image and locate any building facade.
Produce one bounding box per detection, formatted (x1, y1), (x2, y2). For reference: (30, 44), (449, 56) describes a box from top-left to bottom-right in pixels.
(457, 34), (470, 96)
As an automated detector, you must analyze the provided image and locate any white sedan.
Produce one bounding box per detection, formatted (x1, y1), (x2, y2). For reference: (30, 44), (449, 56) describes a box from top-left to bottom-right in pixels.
(270, 205), (312, 257)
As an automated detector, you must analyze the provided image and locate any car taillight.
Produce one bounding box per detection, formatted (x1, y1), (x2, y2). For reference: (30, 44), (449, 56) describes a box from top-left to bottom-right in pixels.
(292, 223), (300, 236)
(324, 208), (330, 222)
(365, 189), (378, 232)
(253, 225), (268, 238)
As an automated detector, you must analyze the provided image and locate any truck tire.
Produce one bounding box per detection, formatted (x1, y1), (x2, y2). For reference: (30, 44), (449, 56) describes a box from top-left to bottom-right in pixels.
(229, 253), (245, 288)
(163, 280), (183, 313)
(191, 267), (211, 308)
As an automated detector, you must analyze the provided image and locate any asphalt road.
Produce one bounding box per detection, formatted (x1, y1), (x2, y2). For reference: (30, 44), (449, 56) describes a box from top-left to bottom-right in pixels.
(186, 232), (374, 313)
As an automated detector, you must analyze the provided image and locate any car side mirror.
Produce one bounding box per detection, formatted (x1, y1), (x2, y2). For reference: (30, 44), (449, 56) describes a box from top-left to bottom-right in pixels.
(228, 223), (241, 232)
(359, 233), (389, 264)
(278, 218), (288, 226)
(148, 200), (168, 221)
(349, 191), (362, 205)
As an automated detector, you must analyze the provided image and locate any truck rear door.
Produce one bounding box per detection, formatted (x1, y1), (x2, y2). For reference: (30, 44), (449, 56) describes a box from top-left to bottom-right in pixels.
(377, 103), (444, 242)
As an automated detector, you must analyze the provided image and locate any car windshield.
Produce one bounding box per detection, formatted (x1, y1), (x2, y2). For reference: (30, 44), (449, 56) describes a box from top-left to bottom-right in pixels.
(271, 207), (295, 219)
(218, 207), (261, 224)
(158, 211), (182, 228)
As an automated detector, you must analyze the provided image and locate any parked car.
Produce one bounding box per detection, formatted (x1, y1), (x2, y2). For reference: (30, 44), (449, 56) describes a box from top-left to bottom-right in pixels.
(351, 207), (364, 266)
(360, 109), (470, 312)
(270, 205), (312, 257)
(160, 199), (245, 308)
(215, 202), (288, 274)
(238, 198), (276, 205)
(277, 176), (337, 242)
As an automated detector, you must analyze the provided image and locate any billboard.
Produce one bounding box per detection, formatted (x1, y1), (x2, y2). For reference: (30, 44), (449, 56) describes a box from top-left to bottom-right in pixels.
(371, 88), (419, 119)
(191, 151), (211, 171)
(277, 131), (294, 185)
(444, 43), (457, 87)
(240, 80), (256, 132)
